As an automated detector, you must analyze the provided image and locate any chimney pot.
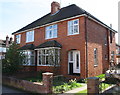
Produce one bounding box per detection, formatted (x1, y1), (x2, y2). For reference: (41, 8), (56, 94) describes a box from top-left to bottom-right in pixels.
(51, 1), (60, 14)
(10, 37), (13, 44)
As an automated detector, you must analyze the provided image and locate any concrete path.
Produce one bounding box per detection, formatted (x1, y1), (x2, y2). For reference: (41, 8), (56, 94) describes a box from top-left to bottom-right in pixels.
(65, 84), (87, 93)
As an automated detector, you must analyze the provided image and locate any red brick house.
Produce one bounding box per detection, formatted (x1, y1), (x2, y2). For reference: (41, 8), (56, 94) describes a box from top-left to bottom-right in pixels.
(12, 2), (117, 79)
(116, 44), (120, 64)
(0, 36), (13, 59)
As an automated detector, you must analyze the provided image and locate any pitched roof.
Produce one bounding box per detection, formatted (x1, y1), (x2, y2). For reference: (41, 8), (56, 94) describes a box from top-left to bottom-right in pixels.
(19, 44), (35, 50)
(35, 40), (62, 49)
(12, 4), (117, 34)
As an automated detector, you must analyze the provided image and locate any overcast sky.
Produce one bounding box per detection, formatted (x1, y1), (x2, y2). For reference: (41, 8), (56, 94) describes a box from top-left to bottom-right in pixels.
(0, 0), (119, 43)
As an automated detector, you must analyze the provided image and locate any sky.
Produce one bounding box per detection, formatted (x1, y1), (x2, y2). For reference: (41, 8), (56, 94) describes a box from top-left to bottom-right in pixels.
(0, 0), (119, 43)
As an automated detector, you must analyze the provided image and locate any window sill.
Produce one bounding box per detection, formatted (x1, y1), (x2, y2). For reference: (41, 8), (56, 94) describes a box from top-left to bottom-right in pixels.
(26, 41), (34, 43)
(67, 33), (79, 36)
(94, 65), (98, 67)
(45, 37), (57, 40)
(37, 65), (60, 67)
(23, 64), (35, 66)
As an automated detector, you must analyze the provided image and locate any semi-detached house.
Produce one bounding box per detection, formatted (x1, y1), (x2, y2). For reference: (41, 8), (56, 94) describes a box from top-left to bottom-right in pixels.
(12, 2), (117, 79)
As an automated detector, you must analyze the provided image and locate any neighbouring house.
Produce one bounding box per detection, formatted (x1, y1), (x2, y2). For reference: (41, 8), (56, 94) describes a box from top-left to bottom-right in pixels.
(12, 1), (117, 79)
(0, 36), (13, 59)
(116, 44), (120, 64)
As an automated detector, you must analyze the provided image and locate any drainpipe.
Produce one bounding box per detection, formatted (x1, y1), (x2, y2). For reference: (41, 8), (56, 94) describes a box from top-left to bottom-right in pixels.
(85, 14), (88, 78)
(107, 29), (110, 68)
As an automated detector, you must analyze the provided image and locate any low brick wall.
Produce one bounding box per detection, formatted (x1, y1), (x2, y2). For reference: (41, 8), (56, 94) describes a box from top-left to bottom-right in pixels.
(2, 72), (53, 94)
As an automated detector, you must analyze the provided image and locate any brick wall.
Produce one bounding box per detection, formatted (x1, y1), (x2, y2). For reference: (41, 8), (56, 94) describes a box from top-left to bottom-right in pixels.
(86, 18), (110, 77)
(2, 72), (53, 94)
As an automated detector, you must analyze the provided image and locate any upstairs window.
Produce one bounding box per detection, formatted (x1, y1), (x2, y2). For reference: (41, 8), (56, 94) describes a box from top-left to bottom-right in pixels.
(68, 19), (79, 35)
(16, 34), (21, 44)
(45, 24), (57, 39)
(94, 48), (98, 66)
(26, 30), (34, 43)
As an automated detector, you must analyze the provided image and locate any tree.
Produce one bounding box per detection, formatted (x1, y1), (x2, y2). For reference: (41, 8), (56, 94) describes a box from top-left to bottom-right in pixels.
(2, 42), (25, 74)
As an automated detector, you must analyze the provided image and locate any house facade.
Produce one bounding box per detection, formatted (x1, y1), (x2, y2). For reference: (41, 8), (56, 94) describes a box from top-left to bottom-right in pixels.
(116, 44), (120, 64)
(0, 36), (13, 60)
(12, 2), (117, 79)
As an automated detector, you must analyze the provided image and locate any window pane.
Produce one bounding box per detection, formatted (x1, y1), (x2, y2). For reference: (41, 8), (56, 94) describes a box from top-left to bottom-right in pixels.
(53, 29), (57, 37)
(49, 30), (52, 38)
(74, 25), (78, 33)
(42, 55), (45, 65)
(53, 24), (57, 29)
(74, 20), (78, 24)
(94, 48), (98, 65)
(70, 51), (73, 61)
(76, 54), (79, 69)
(46, 56), (49, 65)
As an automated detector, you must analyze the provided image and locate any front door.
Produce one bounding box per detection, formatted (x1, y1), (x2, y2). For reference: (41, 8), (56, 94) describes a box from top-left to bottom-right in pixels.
(68, 50), (80, 74)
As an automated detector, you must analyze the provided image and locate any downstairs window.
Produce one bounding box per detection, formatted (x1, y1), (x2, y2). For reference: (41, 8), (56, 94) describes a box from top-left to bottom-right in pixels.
(23, 50), (35, 66)
(38, 48), (60, 66)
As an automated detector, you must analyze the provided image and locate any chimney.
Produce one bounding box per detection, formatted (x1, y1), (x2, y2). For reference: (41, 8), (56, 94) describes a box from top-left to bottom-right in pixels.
(10, 37), (13, 44)
(110, 24), (112, 28)
(6, 35), (9, 47)
(51, 1), (60, 14)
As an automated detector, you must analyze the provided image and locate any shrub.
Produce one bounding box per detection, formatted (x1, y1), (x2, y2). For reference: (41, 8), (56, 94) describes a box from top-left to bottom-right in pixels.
(2, 43), (25, 74)
(53, 78), (82, 93)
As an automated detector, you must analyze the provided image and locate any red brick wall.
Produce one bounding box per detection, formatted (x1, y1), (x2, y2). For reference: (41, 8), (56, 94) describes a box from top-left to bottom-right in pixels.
(14, 16), (87, 78)
(108, 30), (116, 62)
(86, 18), (110, 77)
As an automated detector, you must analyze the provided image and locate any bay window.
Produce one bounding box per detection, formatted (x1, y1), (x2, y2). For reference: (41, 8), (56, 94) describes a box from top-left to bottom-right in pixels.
(38, 48), (60, 66)
(23, 50), (35, 65)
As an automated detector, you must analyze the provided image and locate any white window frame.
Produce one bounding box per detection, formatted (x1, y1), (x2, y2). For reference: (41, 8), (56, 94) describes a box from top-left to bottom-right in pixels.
(16, 34), (21, 44)
(36, 47), (60, 66)
(68, 19), (79, 35)
(45, 24), (57, 39)
(26, 30), (34, 43)
(23, 50), (35, 66)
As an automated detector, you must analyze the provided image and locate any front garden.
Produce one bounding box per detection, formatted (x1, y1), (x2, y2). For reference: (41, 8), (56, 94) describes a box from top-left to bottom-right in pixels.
(21, 72), (85, 93)
(20, 73), (116, 94)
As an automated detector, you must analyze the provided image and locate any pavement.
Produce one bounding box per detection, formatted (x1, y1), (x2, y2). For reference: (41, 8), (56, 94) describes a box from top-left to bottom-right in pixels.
(2, 85), (30, 94)
(102, 85), (120, 94)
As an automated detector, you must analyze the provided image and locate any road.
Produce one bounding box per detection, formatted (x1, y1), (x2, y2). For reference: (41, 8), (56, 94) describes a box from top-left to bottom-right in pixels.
(2, 85), (30, 94)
